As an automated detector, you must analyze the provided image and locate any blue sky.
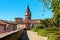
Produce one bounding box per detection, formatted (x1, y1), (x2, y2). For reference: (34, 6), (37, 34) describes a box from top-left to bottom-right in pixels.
(0, 0), (53, 21)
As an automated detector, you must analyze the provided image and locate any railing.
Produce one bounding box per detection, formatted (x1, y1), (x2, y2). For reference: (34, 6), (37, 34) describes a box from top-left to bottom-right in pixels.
(0, 28), (24, 40)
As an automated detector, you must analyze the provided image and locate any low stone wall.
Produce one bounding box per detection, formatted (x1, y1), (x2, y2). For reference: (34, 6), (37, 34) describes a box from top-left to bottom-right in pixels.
(0, 28), (24, 40)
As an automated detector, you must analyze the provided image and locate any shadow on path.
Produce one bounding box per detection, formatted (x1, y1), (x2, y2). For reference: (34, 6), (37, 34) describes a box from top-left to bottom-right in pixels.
(19, 30), (29, 40)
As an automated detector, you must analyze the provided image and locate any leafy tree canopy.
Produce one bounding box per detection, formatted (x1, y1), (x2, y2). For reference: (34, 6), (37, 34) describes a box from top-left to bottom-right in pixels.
(39, 0), (60, 27)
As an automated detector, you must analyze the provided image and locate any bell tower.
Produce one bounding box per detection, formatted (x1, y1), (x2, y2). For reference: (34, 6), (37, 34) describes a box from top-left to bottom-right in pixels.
(24, 6), (31, 30)
(25, 6), (31, 20)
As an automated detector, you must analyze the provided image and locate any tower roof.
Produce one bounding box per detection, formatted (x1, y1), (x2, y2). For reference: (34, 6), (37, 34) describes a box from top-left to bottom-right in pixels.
(26, 6), (30, 13)
(25, 6), (31, 16)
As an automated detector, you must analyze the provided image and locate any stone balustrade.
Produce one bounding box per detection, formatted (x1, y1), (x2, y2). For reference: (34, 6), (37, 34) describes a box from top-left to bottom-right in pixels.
(0, 28), (24, 40)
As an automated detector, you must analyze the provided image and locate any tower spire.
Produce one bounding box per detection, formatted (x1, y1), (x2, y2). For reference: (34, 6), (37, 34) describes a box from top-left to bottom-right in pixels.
(25, 5), (31, 16)
(25, 6), (31, 20)
(26, 5), (30, 13)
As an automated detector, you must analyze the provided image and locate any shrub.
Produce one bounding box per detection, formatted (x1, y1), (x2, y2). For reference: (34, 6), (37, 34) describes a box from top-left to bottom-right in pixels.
(46, 28), (60, 33)
(38, 25), (45, 29)
(38, 29), (47, 37)
(31, 24), (45, 32)
(48, 33), (55, 40)
(48, 33), (60, 40)
(31, 27), (38, 32)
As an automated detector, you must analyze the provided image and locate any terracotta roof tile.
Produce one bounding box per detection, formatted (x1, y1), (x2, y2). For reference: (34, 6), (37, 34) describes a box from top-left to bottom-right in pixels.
(0, 20), (8, 25)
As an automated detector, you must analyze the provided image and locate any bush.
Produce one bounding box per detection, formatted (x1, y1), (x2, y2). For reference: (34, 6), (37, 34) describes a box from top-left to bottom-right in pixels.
(46, 28), (60, 33)
(38, 29), (47, 37)
(48, 33), (55, 40)
(31, 24), (45, 32)
(31, 27), (38, 32)
(38, 25), (45, 29)
(48, 33), (60, 40)
(34, 24), (45, 29)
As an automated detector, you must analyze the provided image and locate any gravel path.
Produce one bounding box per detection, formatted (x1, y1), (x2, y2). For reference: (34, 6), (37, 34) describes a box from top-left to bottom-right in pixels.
(20, 30), (48, 40)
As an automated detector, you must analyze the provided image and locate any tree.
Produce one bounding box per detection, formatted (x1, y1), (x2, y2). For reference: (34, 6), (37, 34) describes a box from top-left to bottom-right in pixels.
(39, 0), (60, 27)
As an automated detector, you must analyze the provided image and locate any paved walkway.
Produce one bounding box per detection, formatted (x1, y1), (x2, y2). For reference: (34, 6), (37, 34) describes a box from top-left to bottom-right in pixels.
(20, 30), (48, 40)
(20, 30), (29, 40)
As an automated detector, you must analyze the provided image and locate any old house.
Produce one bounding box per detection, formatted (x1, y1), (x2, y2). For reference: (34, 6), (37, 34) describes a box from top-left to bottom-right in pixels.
(1, 20), (17, 31)
(0, 20), (8, 33)
(0, 20), (17, 34)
